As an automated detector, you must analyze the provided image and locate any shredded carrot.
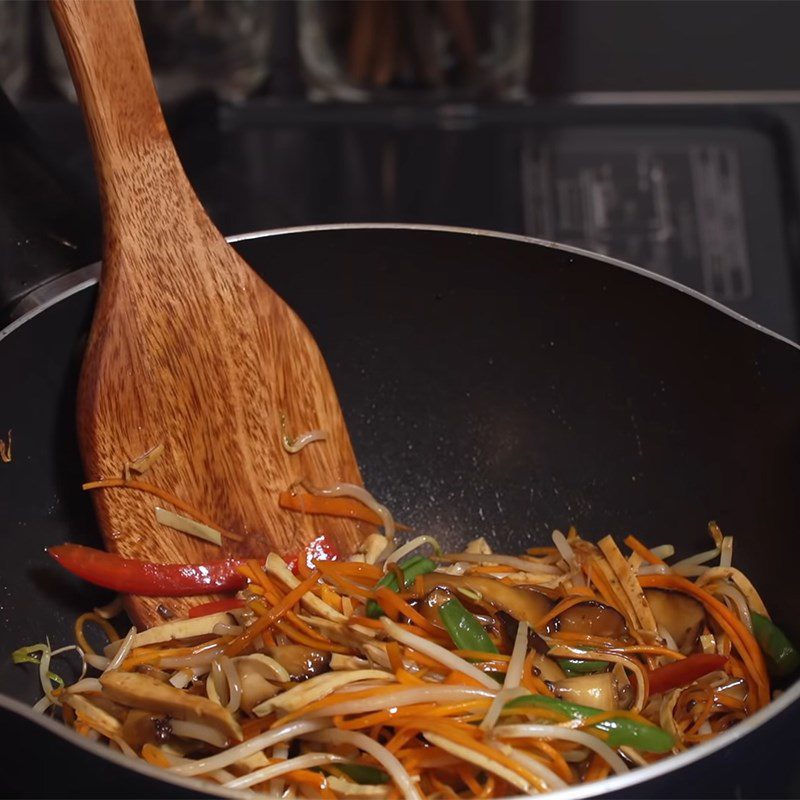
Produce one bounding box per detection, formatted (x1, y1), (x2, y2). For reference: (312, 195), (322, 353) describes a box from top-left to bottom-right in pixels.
(453, 650), (511, 662)
(316, 562), (377, 598)
(386, 726), (421, 754)
(374, 587), (443, 636)
(279, 490), (409, 531)
(526, 546), (558, 556)
(608, 644), (686, 660)
(526, 739), (573, 785)
(410, 719), (547, 791)
(395, 666), (426, 686)
(459, 764), (486, 796)
(274, 620), (349, 653)
(624, 534), (666, 566)
(320, 585), (343, 612)
(387, 641), (404, 673)
(142, 743), (171, 768)
(443, 670), (492, 689)
(82, 478), (244, 542)
(585, 752), (611, 782)
(225, 569), (321, 657)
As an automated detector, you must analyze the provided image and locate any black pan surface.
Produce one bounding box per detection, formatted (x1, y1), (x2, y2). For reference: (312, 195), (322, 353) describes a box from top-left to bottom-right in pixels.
(1, 225), (799, 797)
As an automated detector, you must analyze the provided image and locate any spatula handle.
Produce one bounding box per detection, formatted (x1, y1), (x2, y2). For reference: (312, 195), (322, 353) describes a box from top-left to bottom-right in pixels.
(49, 0), (196, 247)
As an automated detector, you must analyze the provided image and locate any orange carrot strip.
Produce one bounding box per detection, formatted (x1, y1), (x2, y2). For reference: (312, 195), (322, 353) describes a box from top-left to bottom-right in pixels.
(374, 587), (443, 636)
(274, 620), (349, 654)
(142, 743), (171, 768)
(387, 641), (404, 673)
(279, 490), (410, 531)
(527, 739), (573, 785)
(624, 534), (666, 566)
(225, 570), (321, 657)
(316, 562), (377, 598)
(82, 478), (244, 542)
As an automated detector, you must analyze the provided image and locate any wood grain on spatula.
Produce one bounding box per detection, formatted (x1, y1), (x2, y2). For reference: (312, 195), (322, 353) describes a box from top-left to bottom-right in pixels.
(50, 0), (371, 628)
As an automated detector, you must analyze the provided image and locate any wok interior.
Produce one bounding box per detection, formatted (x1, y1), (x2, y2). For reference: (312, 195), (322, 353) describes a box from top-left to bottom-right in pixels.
(1, 227), (799, 781)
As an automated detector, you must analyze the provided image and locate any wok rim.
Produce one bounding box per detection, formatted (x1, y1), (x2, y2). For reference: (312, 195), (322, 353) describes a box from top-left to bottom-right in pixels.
(1, 222), (798, 798)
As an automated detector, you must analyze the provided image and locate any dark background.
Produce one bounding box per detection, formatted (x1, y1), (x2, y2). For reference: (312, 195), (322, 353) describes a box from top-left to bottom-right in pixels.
(5, 0), (800, 340)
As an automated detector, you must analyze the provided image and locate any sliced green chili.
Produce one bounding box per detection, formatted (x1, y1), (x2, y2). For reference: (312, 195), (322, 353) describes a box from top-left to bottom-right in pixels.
(336, 764), (390, 784)
(556, 657), (610, 676)
(506, 694), (674, 753)
(751, 611), (800, 678)
(439, 597), (498, 655)
(365, 555), (436, 618)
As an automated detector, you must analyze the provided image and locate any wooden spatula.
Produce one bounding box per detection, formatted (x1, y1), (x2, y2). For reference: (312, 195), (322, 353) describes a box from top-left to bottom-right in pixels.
(50, 0), (371, 628)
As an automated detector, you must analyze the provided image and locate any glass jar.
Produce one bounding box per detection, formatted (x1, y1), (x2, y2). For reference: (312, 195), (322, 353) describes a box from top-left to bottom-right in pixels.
(298, 0), (532, 102)
(44, 0), (275, 103)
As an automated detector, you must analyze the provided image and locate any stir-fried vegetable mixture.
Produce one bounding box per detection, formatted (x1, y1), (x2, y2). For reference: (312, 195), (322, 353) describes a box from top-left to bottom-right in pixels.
(17, 522), (797, 798)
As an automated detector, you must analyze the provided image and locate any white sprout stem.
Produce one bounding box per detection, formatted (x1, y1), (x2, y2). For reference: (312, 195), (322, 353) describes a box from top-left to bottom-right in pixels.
(380, 618), (499, 691)
(155, 507), (222, 547)
(638, 564), (672, 576)
(93, 596), (124, 619)
(219, 655), (242, 713)
(490, 740), (568, 791)
(32, 695), (53, 714)
(283, 429), (329, 454)
(439, 552), (562, 575)
(504, 621), (528, 690)
(672, 547), (720, 572)
(480, 687), (530, 732)
(712, 584), (753, 632)
(305, 730), (422, 800)
(384, 536), (441, 569)
(306, 686), (494, 719)
(649, 545), (675, 560)
(494, 723), (629, 776)
(105, 627), (136, 673)
(423, 732), (532, 794)
(269, 742), (290, 798)
(64, 677), (103, 695)
(719, 536), (734, 569)
(169, 719), (327, 776)
(224, 753), (345, 790)
(479, 620), (531, 731)
(85, 653), (110, 671)
(307, 482), (395, 540)
(170, 719), (229, 748)
(552, 529), (585, 585)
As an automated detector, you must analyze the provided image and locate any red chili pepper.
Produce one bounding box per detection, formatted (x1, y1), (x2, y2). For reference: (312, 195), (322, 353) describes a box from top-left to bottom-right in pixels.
(47, 544), (246, 596)
(188, 597), (246, 618)
(285, 534), (340, 574)
(647, 653), (728, 695)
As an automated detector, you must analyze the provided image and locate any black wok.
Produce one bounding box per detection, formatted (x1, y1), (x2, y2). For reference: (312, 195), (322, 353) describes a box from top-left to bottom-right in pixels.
(1, 224), (799, 797)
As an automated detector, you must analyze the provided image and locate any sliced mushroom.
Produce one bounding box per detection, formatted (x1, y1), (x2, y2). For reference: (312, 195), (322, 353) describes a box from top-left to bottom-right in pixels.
(554, 673), (618, 711)
(120, 709), (169, 751)
(545, 601), (628, 640)
(420, 574), (551, 627)
(100, 671), (243, 742)
(264, 645), (331, 682)
(419, 587), (455, 628)
(234, 656), (282, 714)
(645, 589), (705, 654)
(532, 653), (566, 683)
